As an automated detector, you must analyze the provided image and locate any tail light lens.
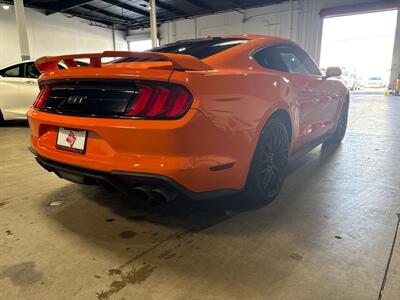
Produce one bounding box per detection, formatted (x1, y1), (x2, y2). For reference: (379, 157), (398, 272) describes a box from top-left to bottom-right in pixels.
(125, 83), (193, 119)
(33, 85), (52, 109)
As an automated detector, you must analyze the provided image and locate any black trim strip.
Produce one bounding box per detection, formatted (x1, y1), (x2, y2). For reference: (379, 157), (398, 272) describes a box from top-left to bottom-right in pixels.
(29, 148), (241, 201)
(289, 132), (331, 162)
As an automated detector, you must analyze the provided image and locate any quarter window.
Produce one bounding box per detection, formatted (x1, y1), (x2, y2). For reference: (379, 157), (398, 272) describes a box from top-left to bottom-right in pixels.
(252, 47), (288, 72)
(2, 64), (23, 77)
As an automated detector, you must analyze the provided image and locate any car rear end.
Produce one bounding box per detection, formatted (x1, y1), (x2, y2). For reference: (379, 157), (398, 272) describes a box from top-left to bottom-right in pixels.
(366, 77), (385, 88)
(27, 40), (254, 201)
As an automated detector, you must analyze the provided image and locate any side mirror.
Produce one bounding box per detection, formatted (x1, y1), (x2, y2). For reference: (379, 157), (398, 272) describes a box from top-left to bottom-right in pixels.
(325, 67), (342, 79)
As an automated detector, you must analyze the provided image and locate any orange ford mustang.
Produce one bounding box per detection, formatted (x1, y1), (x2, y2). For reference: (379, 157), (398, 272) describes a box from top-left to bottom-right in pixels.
(28, 35), (349, 207)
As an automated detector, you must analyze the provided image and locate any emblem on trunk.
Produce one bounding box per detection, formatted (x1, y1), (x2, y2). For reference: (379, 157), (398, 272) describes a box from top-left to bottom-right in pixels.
(66, 95), (88, 104)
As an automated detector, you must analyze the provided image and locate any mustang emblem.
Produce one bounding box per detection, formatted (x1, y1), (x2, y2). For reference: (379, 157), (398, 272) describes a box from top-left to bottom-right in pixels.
(66, 95), (88, 104)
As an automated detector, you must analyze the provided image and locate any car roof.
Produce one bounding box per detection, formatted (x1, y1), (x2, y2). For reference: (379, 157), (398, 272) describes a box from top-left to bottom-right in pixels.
(224, 34), (289, 42)
(221, 34), (296, 52)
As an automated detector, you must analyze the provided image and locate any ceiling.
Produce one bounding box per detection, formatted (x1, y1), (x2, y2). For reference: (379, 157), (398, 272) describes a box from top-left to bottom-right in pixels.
(1, 0), (287, 30)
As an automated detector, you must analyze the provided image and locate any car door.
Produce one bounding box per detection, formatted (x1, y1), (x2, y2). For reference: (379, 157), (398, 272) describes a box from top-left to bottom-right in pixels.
(0, 62), (39, 120)
(296, 47), (339, 135)
(21, 62), (40, 108)
(275, 45), (332, 148)
(0, 63), (25, 119)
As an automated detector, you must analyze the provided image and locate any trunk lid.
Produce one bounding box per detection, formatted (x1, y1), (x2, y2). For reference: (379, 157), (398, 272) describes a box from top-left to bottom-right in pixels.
(35, 51), (211, 118)
(41, 79), (142, 117)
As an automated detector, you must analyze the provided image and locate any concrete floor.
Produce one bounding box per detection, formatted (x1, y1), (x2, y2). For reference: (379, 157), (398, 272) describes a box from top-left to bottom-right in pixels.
(1, 90), (399, 300)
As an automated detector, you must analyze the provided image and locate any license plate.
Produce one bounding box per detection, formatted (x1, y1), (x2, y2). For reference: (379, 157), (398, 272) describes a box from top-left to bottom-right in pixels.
(56, 127), (87, 154)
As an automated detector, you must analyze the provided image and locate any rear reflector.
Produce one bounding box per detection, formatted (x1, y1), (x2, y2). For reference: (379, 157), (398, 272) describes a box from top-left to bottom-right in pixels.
(33, 85), (52, 109)
(125, 83), (193, 119)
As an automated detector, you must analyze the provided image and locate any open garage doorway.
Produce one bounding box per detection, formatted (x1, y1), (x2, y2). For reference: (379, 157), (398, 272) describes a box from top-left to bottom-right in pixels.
(319, 9), (398, 94)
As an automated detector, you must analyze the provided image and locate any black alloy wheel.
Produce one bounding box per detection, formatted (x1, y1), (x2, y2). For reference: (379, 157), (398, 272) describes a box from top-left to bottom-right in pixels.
(245, 117), (290, 208)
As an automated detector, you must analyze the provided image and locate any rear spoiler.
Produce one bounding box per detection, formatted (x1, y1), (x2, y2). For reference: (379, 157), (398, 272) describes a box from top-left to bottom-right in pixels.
(35, 51), (213, 72)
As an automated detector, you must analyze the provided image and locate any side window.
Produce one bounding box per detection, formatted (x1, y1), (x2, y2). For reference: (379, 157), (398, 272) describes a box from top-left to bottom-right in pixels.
(2, 64), (23, 77)
(253, 44), (322, 76)
(296, 49), (322, 76)
(25, 62), (41, 78)
(275, 46), (309, 75)
(253, 46), (289, 72)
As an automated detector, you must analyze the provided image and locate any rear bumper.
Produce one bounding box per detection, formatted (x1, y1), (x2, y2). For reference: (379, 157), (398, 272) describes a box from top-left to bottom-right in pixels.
(27, 108), (255, 194)
(30, 148), (239, 201)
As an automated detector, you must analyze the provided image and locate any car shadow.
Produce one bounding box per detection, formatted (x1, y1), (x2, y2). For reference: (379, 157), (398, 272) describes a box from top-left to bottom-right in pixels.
(286, 142), (342, 176)
(41, 142), (342, 237)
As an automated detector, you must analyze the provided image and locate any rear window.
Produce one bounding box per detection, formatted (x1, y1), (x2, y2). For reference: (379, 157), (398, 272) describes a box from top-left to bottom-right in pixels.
(115, 38), (248, 63)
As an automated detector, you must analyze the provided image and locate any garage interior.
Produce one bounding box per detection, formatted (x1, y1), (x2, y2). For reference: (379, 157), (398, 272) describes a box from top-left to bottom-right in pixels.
(1, 0), (400, 299)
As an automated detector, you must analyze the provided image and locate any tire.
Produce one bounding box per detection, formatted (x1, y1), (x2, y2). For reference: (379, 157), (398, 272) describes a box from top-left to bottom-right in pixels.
(0, 110), (4, 126)
(326, 97), (349, 144)
(244, 117), (290, 208)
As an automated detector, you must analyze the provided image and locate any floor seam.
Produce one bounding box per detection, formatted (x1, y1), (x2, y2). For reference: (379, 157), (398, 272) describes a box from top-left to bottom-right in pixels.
(377, 213), (400, 300)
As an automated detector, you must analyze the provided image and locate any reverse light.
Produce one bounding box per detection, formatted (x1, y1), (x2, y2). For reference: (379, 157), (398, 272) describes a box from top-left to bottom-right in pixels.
(125, 83), (193, 119)
(33, 85), (52, 109)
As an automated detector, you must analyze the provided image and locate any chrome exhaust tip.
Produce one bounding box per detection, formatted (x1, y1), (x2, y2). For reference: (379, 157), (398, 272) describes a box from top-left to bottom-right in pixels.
(131, 186), (152, 201)
(152, 187), (177, 203)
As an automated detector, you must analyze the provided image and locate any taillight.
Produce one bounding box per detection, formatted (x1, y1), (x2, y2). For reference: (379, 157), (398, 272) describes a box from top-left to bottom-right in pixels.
(125, 83), (193, 119)
(33, 85), (52, 109)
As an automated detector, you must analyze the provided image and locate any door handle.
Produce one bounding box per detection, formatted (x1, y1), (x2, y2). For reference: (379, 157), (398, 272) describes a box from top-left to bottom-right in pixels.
(25, 80), (36, 84)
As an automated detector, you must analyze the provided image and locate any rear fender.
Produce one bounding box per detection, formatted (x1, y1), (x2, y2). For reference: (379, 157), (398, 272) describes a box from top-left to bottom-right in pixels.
(169, 70), (289, 132)
(258, 102), (293, 138)
(170, 70), (295, 186)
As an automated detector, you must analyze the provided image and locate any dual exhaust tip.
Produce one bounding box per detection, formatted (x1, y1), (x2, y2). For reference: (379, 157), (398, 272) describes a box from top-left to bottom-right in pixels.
(131, 185), (177, 204)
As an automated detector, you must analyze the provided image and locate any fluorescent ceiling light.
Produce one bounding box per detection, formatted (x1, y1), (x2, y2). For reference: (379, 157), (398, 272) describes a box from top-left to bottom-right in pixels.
(2, 5), (10, 10)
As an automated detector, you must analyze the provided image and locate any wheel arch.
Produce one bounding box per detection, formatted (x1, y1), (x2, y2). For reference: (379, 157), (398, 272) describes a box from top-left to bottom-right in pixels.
(268, 109), (293, 147)
(243, 107), (292, 205)
(256, 104), (294, 149)
(244, 106), (293, 184)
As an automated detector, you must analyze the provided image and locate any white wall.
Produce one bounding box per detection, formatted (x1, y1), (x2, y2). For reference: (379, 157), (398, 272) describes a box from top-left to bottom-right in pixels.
(128, 0), (391, 62)
(0, 6), (128, 67)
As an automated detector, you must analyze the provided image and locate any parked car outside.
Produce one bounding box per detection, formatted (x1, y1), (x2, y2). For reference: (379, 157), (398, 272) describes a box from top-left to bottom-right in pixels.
(0, 61), (40, 122)
(341, 71), (360, 91)
(364, 76), (386, 88)
(27, 35), (349, 207)
(0, 60), (89, 123)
